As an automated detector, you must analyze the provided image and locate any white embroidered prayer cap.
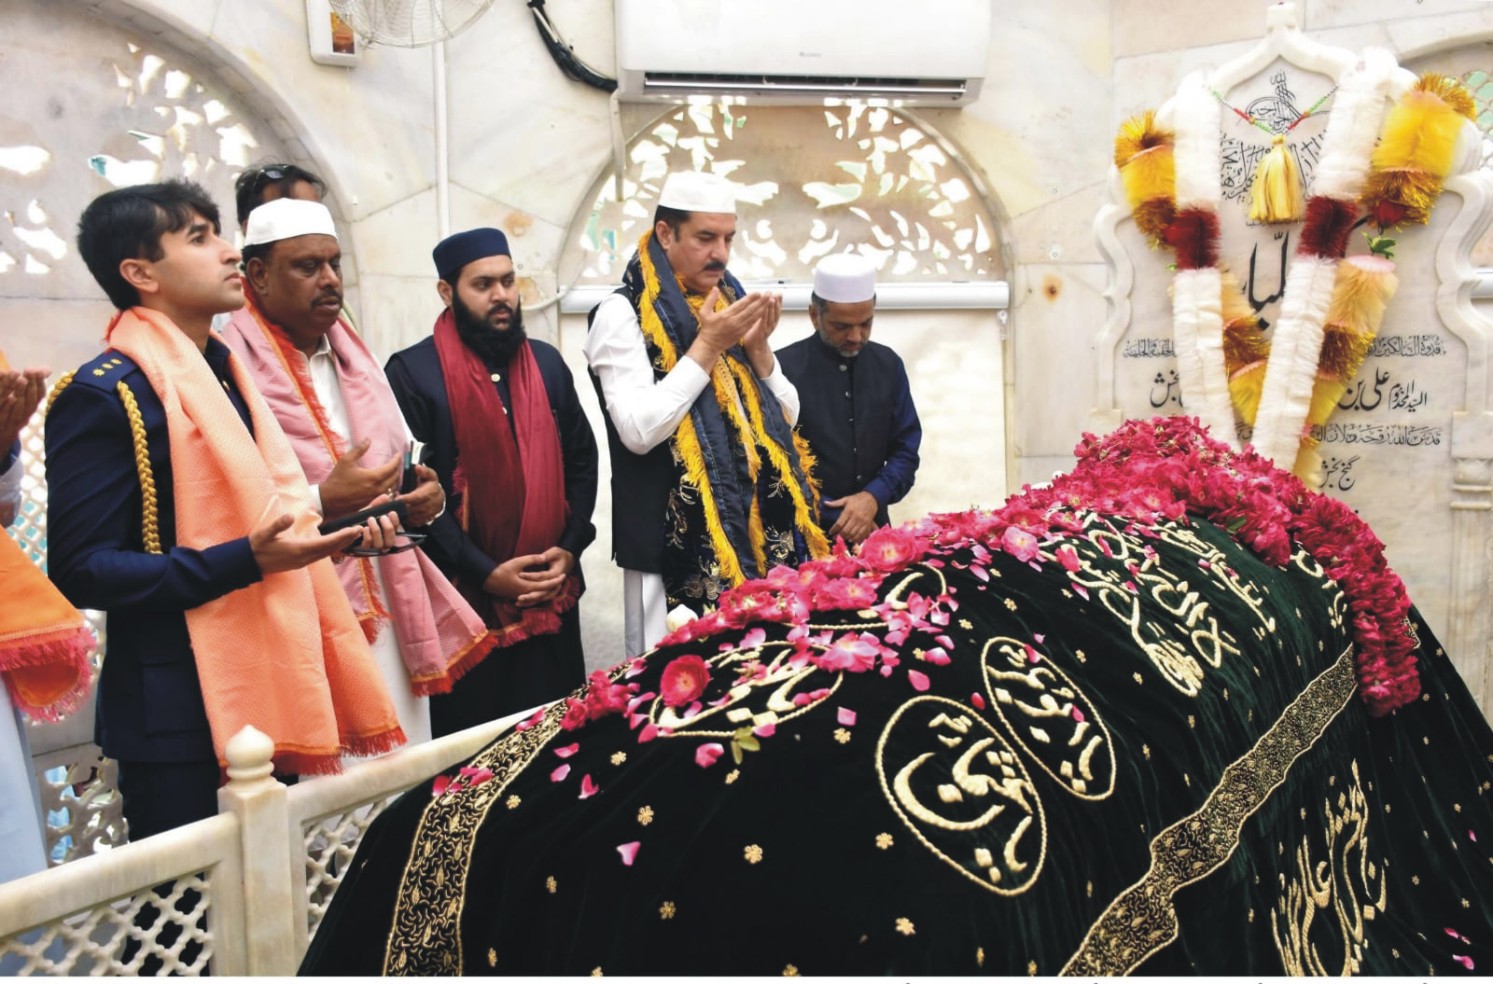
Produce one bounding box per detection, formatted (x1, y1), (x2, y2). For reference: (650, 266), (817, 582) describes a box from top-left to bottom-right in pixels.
(657, 171), (737, 214)
(813, 253), (877, 304)
(243, 198), (338, 246)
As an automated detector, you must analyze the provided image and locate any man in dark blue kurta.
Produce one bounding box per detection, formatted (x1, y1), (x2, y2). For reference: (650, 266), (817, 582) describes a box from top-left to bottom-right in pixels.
(777, 254), (921, 545)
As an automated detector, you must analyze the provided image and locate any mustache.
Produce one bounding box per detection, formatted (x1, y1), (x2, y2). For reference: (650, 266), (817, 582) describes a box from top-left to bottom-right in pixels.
(704, 261), (726, 272)
(314, 291), (342, 305)
(488, 302), (513, 317)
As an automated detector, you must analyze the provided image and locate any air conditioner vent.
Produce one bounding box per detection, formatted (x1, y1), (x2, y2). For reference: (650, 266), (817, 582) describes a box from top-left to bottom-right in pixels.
(640, 72), (970, 102)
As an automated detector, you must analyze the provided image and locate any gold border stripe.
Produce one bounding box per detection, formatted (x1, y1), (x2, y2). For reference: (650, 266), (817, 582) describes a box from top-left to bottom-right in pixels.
(1061, 645), (1357, 976)
(383, 699), (570, 975)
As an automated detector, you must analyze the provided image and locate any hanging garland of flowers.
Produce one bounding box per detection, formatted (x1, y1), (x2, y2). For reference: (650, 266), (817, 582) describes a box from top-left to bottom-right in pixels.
(1113, 59), (1476, 480)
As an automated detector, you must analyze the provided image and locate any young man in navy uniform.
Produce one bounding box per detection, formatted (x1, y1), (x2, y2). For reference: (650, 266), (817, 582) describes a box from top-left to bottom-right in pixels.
(45, 180), (372, 842)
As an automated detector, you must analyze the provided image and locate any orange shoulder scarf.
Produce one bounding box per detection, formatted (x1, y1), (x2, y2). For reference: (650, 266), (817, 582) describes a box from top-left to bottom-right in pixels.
(0, 346), (91, 720)
(105, 308), (404, 773)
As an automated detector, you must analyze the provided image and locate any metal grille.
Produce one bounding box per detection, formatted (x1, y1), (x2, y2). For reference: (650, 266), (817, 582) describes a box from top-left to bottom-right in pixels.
(302, 795), (400, 940)
(0, 871), (214, 975)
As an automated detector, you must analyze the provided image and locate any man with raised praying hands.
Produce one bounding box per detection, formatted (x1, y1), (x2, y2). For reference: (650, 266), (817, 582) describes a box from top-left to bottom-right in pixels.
(585, 170), (827, 657)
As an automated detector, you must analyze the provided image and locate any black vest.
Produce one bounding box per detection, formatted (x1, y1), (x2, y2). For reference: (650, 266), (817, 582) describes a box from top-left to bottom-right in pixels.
(588, 285), (675, 573)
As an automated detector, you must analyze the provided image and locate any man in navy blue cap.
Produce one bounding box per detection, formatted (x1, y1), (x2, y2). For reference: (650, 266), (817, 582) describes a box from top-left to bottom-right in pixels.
(385, 228), (597, 734)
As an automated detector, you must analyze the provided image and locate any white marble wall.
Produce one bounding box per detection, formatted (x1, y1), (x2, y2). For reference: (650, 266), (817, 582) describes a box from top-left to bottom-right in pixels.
(7, 0), (1493, 674)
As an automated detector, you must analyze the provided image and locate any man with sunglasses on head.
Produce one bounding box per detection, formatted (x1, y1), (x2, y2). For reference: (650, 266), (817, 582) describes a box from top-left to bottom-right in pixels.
(221, 198), (495, 748)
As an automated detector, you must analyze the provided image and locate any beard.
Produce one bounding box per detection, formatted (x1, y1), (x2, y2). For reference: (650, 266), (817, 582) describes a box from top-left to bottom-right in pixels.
(452, 294), (527, 367)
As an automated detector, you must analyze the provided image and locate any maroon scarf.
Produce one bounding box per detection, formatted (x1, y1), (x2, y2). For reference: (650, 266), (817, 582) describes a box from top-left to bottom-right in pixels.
(432, 309), (578, 643)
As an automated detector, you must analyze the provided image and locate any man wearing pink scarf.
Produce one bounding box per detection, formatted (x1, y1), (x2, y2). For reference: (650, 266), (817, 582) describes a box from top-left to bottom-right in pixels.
(222, 198), (496, 744)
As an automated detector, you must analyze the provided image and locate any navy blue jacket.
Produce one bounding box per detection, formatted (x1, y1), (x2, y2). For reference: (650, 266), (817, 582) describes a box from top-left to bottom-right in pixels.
(777, 336), (921, 530)
(383, 336), (598, 587)
(45, 341), (263, 763)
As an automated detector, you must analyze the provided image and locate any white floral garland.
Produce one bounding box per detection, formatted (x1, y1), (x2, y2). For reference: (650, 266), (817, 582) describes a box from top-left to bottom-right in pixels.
(1160, 50), (1398, 465)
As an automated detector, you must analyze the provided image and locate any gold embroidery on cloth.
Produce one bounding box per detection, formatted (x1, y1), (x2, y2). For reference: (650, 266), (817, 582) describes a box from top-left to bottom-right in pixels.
(981, 636), (1116, 800)
(1060, 645), (1358, 976)
(1271, 760), (1387, 975)
(1063, 517), (1279, 698)
(383, 698), (572, 975)
(876, 696), (1047, 895)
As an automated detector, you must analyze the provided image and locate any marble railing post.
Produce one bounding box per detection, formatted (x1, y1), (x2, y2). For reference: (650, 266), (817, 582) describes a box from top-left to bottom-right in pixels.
(217, 726), (299, 977)
(1449, 413), (1493, 714)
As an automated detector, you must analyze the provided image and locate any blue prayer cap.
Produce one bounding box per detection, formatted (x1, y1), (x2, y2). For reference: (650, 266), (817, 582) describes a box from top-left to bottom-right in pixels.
(433, 227), (510, 283)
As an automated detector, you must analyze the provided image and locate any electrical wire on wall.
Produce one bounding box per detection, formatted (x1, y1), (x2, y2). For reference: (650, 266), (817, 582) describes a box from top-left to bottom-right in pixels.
(527, 0), (616, 92)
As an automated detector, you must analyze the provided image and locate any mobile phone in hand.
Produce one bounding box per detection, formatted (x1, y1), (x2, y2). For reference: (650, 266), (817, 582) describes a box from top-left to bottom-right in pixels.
(399, 440), (428, 494)
(318, 499), (409, 536)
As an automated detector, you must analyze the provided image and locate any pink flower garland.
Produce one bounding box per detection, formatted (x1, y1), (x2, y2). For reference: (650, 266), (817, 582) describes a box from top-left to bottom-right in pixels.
(567, 416), (1417, 730)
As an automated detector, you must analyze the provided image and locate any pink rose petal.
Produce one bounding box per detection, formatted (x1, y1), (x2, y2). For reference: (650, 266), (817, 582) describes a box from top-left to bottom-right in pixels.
(741, 627), (767, 649)
(579, 774), (599, 799)
(637, 722), (659, 743)
(1071, 705), (1085, 723)
(617, 841), (640, 866)
(1073, 583), (1090, 600)
(753, 722), (777, 738)
(624, 658), (648, 679)
(550, 763), (571, 783)
(431, 774), (451, 797)
(1033, 632), (1045, 644)
(1470, 829), (1478, 843)
(1454, 955), (1475, 971)
(695, 742), (725, 768)
(554, 743), (581, 759)
(970, 692), (986, 710)
(908, 669), (931, 692)
(837, 707), (857, 727)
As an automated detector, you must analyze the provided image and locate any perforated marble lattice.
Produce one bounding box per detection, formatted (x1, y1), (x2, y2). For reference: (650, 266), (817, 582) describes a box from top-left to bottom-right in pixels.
(302, 795), (401, 941)
(0, 871), (214, 976)
(570, 103), (1001, 286)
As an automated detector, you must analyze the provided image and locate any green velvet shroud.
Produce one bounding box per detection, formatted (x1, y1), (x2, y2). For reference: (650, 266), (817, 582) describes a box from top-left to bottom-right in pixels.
(302, 514), (1493, 976)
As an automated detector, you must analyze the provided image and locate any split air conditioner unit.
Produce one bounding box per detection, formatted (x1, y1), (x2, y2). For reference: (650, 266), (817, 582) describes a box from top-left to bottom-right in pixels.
(614, 0), (990, 106)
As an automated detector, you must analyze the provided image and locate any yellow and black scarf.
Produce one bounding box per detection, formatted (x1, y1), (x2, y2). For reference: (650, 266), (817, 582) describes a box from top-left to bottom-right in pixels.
(621, 232), (827, 607)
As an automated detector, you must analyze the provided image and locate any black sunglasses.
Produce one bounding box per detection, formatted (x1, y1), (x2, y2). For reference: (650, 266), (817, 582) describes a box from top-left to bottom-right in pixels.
(239, 165), (290, 191)
(345, 531), (428, 558)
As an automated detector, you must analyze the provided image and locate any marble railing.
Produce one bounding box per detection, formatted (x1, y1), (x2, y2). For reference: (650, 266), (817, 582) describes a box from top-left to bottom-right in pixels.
(0, 712), (526, 976)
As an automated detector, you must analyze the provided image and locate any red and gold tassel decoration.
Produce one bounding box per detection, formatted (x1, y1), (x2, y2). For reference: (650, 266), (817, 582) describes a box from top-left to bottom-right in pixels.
(1115, 110), (1176, 245)
(1249, 134), (1305, 223)
(1291, 254), (1399, 480)
(1361, 73), (1477, 228)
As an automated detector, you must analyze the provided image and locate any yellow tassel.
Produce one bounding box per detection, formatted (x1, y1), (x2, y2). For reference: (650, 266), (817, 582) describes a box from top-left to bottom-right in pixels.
(1417, 72), (1477, 122)
(1248, 134), (1303, 223)
(1300, 255), (1398, 461)
(1115, 111), (1176, 244)
(1291, 443), (1326, 490)
(1220, 268), (1268, 375)
(1228, 360), (1268, 426)
(1370, 89), (1467, 178)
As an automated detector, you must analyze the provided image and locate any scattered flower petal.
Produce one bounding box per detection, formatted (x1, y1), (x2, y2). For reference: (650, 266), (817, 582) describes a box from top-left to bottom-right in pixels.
(837, 707), (857, 727)
(579, 774), (599, 799)
(908, 669), (931, 692)
(695, 742), (725, 768)
(550, 763), (571, 783)
(554, 743), (581, 759)
(971, 692), (986, 710)
(617, 841), (640, 866)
